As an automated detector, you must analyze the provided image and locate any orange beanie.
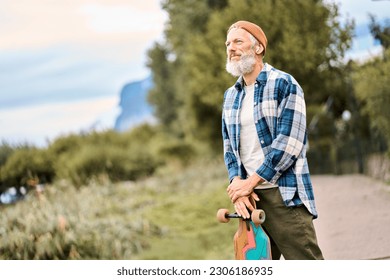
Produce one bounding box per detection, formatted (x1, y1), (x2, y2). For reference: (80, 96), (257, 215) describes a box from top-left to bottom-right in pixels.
(228, 20), (268, 55)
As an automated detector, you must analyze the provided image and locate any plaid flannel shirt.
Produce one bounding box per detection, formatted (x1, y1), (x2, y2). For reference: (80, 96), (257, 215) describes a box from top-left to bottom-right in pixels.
(222, 63), (318, 218)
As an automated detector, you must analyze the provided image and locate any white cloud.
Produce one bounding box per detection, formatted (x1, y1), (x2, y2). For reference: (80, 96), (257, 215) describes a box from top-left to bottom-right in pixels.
(0, 0), (167, 52)
(0, 96), (120, 147)
(79, 3), (164, 34)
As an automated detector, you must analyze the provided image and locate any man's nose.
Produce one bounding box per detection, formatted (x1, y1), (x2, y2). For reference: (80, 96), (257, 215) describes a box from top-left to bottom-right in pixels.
(227, 43), (235, 52)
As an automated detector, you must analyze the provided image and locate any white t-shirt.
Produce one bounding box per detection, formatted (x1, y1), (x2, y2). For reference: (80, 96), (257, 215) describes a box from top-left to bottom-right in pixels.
(240, 83), (277, 189)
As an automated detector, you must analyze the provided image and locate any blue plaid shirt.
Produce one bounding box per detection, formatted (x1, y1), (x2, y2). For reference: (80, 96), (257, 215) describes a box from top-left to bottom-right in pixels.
(222, 63), (318, 218)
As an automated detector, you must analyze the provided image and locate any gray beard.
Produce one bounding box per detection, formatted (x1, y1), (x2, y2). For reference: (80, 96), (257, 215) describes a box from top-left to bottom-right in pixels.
(226, 53), (256, 77)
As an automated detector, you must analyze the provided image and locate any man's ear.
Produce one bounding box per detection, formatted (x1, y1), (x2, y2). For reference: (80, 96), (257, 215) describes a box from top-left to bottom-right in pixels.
(256, 45), (264, 54)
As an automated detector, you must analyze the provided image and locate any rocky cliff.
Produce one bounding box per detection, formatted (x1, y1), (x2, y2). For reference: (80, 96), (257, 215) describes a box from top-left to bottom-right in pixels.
(114, 76), (154, 132)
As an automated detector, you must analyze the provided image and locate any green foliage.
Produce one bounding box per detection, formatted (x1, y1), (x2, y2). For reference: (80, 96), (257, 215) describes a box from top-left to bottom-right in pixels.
(146, 43), (179, 131)
(161, 0), (227, 54)
(152, 136), (195, 167)
(0, 158), (236, 260)
(0, 147), (54, 187)
(55, 144), (156, 187)
(51, 126), (165, 186)
(0, 141), (14, 167)
(0, 181), (164, 259)
(369, 15), (390, 49)
(47, 133), (84, 156)
(0, 142), (16, 192)
(1, 124), (200, 189)
(353, 48), (390, 153)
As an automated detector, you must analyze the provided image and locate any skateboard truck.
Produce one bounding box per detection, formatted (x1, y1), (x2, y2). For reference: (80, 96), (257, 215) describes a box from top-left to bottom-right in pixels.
(216, 208), (266, 225)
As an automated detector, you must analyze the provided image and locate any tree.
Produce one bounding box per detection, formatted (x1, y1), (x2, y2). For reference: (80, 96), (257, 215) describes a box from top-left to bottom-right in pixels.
(147, 0), (354, 158)
(353, 49), (390, 154)
(369, 15), (390, 50)
(146, 43), (180, 133)
(147, 0), (228, 142)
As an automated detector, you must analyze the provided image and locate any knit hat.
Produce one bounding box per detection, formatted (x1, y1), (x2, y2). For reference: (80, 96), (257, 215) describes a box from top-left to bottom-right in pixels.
(228, 20), (268, 55)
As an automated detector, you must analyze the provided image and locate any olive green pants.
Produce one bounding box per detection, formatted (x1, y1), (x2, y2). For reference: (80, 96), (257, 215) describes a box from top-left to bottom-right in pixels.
(254, 188), (324, 260)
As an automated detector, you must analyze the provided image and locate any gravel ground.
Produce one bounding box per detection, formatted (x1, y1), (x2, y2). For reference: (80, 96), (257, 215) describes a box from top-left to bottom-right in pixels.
(312, 174), (390, 260)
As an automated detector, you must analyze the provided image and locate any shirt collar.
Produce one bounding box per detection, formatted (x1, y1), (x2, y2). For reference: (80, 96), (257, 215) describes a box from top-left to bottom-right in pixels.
(234, 63), (271, 91)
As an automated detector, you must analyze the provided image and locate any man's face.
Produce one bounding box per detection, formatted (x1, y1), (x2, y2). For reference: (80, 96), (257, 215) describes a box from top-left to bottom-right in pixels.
(225, 28), (256, 77)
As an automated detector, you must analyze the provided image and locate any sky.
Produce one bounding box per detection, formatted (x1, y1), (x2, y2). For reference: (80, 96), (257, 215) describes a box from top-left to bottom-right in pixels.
(0, 0), (389, 147)
(334, 0), (390, 60)
(0, 0), (167, 146)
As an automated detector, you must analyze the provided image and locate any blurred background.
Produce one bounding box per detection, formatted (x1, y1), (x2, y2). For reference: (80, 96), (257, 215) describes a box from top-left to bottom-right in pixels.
(0, 0), (389, 260)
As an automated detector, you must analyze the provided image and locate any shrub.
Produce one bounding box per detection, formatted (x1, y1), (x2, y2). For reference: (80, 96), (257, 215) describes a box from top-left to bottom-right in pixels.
(55, 144), (160, 187)
(0, 182), (164, 259)
(0, 147), (54, 187)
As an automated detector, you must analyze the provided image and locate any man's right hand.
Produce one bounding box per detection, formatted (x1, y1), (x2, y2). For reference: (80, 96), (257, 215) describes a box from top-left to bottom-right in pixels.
(227, 175), (263, 203)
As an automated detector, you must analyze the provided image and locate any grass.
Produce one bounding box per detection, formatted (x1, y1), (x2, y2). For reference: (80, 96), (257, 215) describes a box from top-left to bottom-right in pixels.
(0, 158), (238, 259)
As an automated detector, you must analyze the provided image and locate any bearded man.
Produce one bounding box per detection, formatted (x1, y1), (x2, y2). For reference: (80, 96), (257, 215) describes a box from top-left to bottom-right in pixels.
(222, 20), (324, 260)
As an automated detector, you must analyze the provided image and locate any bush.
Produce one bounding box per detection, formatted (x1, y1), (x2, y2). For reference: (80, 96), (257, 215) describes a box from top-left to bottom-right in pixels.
(0, 147), (54, 187)
(48, 134), (84, 156)
(0, 142), (14, 167)
(1, 124), (202, 189)
(55, 144), (160, 187)
(0, 182), (164, 259)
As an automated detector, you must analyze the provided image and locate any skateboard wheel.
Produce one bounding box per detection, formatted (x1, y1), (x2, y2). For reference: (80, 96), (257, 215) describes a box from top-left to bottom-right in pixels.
(217, 209), (230, 223)
(251, 209), (266, 225)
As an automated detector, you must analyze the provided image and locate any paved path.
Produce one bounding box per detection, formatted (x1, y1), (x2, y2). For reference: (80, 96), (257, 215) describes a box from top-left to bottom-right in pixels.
(312, 175), (390, 260)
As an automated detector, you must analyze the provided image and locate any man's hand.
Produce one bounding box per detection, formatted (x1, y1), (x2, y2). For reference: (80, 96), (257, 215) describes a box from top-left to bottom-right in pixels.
(233, 196), (256, 219)
(227, 174), (264, 203)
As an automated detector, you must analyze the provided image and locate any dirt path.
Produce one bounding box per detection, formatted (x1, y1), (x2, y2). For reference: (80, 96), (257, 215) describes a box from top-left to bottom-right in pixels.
(312, 174), (390, 260)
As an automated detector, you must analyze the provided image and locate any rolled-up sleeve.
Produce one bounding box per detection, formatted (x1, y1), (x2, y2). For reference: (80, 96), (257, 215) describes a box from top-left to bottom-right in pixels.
(256, 83), (307, 184)
(222, 110), (239, 182)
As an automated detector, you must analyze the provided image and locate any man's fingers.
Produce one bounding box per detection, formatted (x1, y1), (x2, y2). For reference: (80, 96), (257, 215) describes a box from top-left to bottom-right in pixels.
(227, 186), (235, 198)
(231, 190), (251, 203)
(228, 188), (240, 202)
(245, 199), (255, 212)
(250, 192), (260, 201)
(234, 199), (250, 219)
(234, 202), (244, 218)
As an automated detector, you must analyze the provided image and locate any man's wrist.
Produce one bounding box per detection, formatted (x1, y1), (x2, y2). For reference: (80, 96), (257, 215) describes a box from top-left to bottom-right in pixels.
(248, 173), (264, 189)
(232, 176), (241, 182)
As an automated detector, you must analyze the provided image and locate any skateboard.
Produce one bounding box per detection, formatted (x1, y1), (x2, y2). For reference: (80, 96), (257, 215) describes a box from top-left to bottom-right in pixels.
(217, 198), (271, 260)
